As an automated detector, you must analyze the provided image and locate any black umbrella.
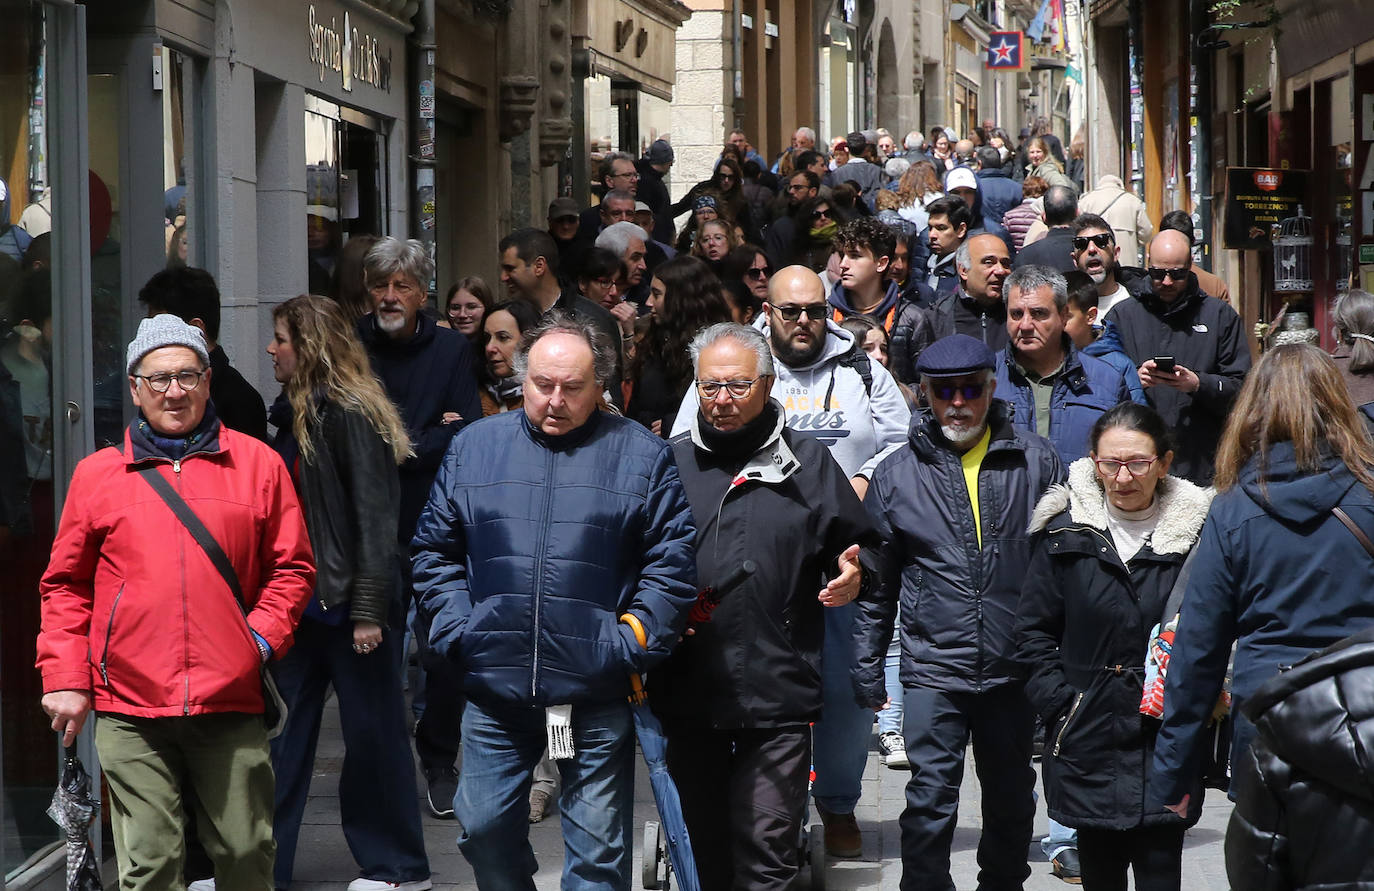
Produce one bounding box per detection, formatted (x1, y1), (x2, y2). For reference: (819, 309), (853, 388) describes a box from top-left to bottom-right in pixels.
(46, 743), (102, 891)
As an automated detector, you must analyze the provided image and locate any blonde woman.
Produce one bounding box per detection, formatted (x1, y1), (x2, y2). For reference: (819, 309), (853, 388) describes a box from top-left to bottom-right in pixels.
(265, 295), (431, 891)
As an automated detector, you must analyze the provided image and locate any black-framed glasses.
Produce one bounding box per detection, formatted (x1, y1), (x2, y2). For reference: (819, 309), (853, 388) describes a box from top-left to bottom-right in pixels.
(769, 302), (829, 322)
(929, 382), (986, 402)
(745, 265), (773, 280)
(1093, 456), (1159, 477)
(133, 369), (207, 393)
(1072, 233), (1114, 252)
(1147, 266), (1190, 282)
(811, 208), (833, 222)
(611, 170), (640, 180)
(695, 378), (761, 399)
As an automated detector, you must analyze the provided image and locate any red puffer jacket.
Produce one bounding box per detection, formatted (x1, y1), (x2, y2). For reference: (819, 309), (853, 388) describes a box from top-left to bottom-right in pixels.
(36, 423), (315, 719)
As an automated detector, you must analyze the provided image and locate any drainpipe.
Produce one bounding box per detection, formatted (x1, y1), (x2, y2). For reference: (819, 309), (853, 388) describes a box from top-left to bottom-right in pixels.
(412, 0), (438, 299)
(1190, 0), (1214, 272)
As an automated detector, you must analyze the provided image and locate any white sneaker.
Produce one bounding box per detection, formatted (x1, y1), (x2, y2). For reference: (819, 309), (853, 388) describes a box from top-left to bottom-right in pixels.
(187, 881), (215, 891)
(878, 730), (910, 769)
(346, 879), (433, 891)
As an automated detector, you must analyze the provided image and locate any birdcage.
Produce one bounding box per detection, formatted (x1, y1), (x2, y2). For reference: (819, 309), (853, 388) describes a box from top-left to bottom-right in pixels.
(1272, 206), (1313, 293)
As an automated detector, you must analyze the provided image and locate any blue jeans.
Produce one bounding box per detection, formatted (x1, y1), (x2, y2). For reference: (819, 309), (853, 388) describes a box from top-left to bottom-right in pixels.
(878, 621), (904, 736)
(269, 618), (430, 888)
(1041, 819), (1077, 860)
(812, 602), (873, 814)
(456, 697), (635, 891)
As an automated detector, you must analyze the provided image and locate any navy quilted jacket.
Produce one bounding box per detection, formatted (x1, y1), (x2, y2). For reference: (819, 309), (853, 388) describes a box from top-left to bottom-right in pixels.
(411, 409), (698, 707)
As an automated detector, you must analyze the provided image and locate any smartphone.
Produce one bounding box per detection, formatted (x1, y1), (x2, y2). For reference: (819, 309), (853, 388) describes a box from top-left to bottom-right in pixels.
(1153, 356), (1176, 374)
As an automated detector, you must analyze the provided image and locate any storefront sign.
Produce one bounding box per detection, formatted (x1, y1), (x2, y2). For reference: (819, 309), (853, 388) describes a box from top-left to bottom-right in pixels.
(308, 5), (392, 94)
(986, 32), (1025, 70)
(1223, 167), (1310, 250)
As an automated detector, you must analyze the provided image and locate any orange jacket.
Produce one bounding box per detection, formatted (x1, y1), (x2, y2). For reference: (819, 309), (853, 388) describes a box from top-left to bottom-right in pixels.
(36, 424), (315, 718)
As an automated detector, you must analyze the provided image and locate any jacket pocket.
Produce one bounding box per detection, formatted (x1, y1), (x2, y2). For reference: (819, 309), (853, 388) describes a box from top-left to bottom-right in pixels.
(1052, 691), (1084, 757)
(98, 584), (126, 689)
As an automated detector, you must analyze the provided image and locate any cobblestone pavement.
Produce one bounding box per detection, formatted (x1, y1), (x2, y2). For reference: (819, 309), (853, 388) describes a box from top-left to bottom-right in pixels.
(287, 695), (1233, 890)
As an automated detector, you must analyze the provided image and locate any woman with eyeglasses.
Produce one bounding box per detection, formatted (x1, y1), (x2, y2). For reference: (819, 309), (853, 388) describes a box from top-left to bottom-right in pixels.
(263, 295), (431, 891)
(626, 255), (731, 436)
(1151, 346), (1374, 849)
(691, 219), (739, 276)
(1016, 402), (1213, 889)
(787, 196), (844, 274)
(443, 276), (492, 349)
(670, 155), (757, 243)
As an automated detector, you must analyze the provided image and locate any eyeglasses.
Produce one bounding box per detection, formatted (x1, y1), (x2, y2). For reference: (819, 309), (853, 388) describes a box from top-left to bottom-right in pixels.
(745, 266), (773, 280)
(611, 170), (640, 180)
(1093, 456), (1159, 477)
(929, 382), (986, 402)
(811, 208), (833, 222)
(769, 302), (829, 322)
(1072, 233), (1115, 252)
(696, 378), (761, 399)
(1147, 266), (1190, 282)
(133, 369), (207, 393)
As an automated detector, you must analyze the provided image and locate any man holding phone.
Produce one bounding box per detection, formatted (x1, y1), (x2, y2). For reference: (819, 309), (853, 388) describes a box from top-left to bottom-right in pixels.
(1104, 230), (1250, 483)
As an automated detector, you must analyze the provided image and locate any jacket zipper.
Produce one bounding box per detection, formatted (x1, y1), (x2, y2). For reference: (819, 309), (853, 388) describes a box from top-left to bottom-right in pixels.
(175, 461), (191, 715)
(99, 584), (125, 687)
(530, 446), (554, 698)
(1053, 691), (1085, 756)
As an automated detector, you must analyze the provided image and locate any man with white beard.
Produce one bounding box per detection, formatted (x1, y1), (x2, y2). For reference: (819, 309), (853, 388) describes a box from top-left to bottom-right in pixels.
(851, 334), (1064, 891)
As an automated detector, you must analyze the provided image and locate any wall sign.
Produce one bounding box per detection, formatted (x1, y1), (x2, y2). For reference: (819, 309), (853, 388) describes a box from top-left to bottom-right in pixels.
(309, 5), (393, 93)
(1223, 167), (1311, 250)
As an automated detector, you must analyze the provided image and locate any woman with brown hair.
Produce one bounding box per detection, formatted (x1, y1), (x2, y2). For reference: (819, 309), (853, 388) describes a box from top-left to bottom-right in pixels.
(1331, 288), (1374, 407)
(1152, 344), (1374, 821)
(1002, 176), (1050, 251)
(690, 218), (739, 275)
(328, 234), (381, 323)
(1025, 136), (1076, 192)
(671, 155), (756, 242)
(895, 159), (945, 231)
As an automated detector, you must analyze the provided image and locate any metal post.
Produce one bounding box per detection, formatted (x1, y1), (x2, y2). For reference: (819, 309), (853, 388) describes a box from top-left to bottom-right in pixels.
(1191, 0), (1214, 271)
(411, 0), (438, 300)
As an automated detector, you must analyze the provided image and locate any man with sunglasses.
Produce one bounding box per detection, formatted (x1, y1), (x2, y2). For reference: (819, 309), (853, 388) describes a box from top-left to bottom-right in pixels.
(668, 266), (909, 858)
(854, 333), (1064, 891)
(1103, 229), (1250, 483)
(656, 322), (882, 890)
(1069, 213), (1153, 319)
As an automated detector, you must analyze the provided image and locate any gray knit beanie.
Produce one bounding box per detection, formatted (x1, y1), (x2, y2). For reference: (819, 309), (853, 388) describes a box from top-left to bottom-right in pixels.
(126, 313), (211, 375)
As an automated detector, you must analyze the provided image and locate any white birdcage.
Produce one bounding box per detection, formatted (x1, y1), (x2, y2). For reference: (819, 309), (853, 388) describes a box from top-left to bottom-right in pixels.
(1272, 206), (1313, 293)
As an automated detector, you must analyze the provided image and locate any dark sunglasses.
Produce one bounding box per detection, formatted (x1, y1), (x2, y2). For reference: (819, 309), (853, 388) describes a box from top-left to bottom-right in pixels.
(1147, 266), (1190, 282)
(929, 382), (986, 402)
(1072, 233), (1114, 252)
(745, 265), (773, 280)
(811, 208), (833, 221)
(769, 302), (829, 322)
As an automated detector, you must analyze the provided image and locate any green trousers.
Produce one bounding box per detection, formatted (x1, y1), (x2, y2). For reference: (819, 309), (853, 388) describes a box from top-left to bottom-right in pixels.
(96, 712), (276, 891)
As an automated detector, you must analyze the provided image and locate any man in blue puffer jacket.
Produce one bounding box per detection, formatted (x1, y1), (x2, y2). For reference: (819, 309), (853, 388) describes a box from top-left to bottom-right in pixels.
(412, 311), (697, 891)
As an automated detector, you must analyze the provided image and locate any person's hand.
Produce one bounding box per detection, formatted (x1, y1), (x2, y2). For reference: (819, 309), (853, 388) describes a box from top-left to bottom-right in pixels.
(441, 412), (462, 425)
(352, 621), (383, 655)
(609, 301), (637, 335)
(1164, 793), (1190, 818)
(42, 690), (92, 747)
(850, 475), (869, 501)
(1138, 360), (1200, 393)
(819, 545), (862, 606)
(873, 695), (892, 714)
(650, 419), (663, 436)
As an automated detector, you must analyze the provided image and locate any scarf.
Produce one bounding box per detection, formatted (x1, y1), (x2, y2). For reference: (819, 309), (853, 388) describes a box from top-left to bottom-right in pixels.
(696, 400), (779, 460)
(809, 220), (839, 241)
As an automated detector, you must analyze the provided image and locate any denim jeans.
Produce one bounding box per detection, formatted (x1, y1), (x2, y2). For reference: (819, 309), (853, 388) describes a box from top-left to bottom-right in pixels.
(456, 697), (635, 891)
(1041, 818), (1077, 860)
(269, 619), (430, 889)
(812, 601), (874, 814)
(878, 624), (904, 736)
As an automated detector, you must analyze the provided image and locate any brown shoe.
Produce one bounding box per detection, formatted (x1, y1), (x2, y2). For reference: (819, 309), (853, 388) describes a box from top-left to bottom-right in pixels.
(528, 789), (552, 823)
(816, 805), (862, 858)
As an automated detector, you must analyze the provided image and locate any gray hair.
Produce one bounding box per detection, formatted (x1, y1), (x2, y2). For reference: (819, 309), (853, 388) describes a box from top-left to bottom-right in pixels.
(903, 130), (923, 151)
(599, 151), (635, 183)
(1004, 265), (1069, 309)
(885, 157), (911, 180)
(364, 236), (433, 289)
(602, 189), (636, 206)
(955, 239), (972, 272)
(688, 322), (775, 377)
(510, 310), (618, 388)
(795, 126), (816, 144)
(595, 221), (646, 259)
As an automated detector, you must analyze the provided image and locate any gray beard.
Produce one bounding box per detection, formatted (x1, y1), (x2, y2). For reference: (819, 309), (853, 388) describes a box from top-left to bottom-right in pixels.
(940, 422), (987, 446)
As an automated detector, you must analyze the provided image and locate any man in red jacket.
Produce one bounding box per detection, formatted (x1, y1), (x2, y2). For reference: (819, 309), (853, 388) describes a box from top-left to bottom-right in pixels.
(36, 314), (315, 890)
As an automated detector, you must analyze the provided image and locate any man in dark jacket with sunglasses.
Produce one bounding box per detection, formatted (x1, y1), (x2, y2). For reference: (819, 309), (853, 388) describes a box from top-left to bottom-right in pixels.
(854, 333), (1064, 891)
(1104, 229), (1250, 484)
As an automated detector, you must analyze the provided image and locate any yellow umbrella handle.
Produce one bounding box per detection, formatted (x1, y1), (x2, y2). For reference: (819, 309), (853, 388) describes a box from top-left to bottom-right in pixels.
(619, 613), (649, 705)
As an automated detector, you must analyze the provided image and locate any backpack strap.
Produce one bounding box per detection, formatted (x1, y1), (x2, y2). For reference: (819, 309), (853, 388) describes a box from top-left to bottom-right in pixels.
(836, 342), (874, 397)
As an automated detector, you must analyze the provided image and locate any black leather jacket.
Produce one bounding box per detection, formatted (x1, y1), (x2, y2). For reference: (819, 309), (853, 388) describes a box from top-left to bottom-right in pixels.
(1226, 628), (1374, 890)
(271, 397), (402, 626)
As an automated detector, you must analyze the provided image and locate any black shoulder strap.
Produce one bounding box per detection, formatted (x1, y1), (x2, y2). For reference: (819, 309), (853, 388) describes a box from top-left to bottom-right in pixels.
(838, 342), (874, 396)
(135, 464), (246, 611)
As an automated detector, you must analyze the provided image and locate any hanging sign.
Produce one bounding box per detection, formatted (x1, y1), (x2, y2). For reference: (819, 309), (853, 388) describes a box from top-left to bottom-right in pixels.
(1223, 167), (1310, 250)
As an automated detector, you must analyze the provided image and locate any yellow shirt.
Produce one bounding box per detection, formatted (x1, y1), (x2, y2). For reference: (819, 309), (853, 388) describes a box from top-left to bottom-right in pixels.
(960, 426), (993, 549)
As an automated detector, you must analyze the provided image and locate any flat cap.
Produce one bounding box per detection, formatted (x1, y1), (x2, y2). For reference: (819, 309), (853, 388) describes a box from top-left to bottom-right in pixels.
(548, 197), (580, 220)
(916, 334), (995, 378)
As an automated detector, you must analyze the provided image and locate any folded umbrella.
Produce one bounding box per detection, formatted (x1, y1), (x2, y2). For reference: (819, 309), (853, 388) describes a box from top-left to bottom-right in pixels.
(46, 743), (102, 891)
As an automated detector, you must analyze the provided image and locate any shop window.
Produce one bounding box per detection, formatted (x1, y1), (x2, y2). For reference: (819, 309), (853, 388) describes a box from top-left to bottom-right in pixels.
(0, 0), (60, 877)
(305, 95), (388, 295)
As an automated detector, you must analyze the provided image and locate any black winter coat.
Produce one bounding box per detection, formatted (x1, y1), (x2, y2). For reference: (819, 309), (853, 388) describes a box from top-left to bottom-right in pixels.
(1012, 225), (1077, 273)
(1227, 628), (1374, 890)
(853, 401), (1064, 700)
(208, 345), (268, 441)
(1017, 458), (1213, 830)
(891, 288), (1009, 385)
(1103, 281), (1251, 484)
(652, 407), (883, 728)
(357, 313), (482, 539)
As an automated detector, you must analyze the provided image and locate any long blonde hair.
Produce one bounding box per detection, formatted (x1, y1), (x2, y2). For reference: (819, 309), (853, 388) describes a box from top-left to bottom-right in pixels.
(273, 295), (413, 465)
(1213, 343), (1374, 493)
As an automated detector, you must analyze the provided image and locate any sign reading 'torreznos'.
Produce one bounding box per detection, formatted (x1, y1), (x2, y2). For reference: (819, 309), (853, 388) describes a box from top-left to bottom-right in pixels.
(1223, 167), (1310, 250)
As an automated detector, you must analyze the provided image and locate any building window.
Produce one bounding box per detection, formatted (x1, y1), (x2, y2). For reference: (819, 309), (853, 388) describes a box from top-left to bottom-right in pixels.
(304, 95), (389, 294)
